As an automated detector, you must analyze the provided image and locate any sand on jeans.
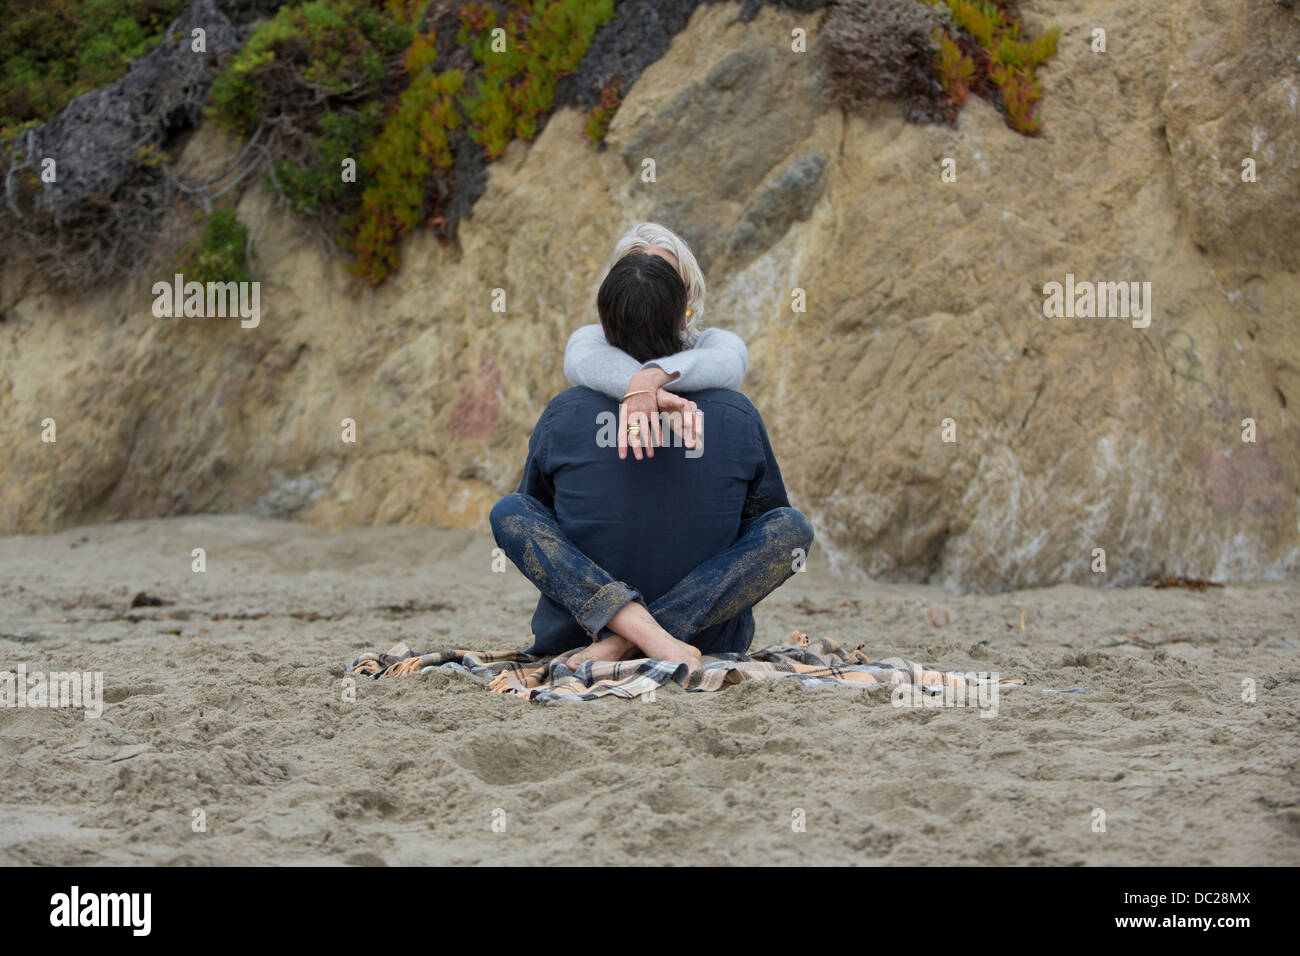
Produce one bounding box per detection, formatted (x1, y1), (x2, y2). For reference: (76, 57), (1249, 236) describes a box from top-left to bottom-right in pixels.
(0, 515), (1296, 865)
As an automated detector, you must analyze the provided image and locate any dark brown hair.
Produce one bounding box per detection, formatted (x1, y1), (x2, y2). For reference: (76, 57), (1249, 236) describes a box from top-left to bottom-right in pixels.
(596, 252), (686, 363)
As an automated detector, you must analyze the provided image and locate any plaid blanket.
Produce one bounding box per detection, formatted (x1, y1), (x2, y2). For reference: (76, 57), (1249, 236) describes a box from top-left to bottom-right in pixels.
(348, 632), (1025, 703)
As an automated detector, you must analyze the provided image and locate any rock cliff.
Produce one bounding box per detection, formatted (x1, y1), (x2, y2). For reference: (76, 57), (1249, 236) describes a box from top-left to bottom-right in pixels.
(1, 0), (1297, 592)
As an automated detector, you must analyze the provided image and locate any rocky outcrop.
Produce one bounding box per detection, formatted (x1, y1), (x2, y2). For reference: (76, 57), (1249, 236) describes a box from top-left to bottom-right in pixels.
(1, 0), (1297, 593)
(1161, 0), (1300, 270)
(1, 0), (244, 284)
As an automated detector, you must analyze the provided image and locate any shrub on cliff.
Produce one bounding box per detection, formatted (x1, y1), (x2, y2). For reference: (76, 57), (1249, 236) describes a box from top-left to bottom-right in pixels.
(208, 0), (413, 219)
(822, 0), (952, 124)
(204, 0), (615, 284)
(936, 0), (1058, 136)
(346, 0), (614, 282)
(824, 0), (1059, 135)
(0, 0), (242, 287)
(179, 208), (254, 283)
(0, 0), (190, 133)
(457, 0), (614, 156)
(582, 83), (622, 147)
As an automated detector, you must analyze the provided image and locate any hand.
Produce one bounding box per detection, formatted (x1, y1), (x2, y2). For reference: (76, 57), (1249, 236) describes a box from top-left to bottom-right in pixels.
(618, 368), (670, 460)
(616, 368), (703, 460)
(653, 387), (702, 450)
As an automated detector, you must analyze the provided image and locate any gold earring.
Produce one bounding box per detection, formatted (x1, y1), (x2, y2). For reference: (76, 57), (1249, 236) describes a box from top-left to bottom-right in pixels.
(685, 308), (693, 317)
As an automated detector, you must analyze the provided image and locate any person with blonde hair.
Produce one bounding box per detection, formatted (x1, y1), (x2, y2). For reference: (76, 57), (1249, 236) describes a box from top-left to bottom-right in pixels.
(564, 222), (749, 459)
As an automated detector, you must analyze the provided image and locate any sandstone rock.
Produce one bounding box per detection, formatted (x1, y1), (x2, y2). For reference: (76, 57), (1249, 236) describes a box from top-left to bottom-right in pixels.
(1, 1), (1297, 595)
(1160, 0), (1300, 270)
(730, 153), (829, 262)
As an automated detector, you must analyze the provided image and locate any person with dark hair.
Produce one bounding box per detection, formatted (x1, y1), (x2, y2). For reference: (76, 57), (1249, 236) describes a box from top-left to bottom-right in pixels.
(596, 253), (687, 364)
(564, 222), (749, 461)
(489, 246), (812, 674)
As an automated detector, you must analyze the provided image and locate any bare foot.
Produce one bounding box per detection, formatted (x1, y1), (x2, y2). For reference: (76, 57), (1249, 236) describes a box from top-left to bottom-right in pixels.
(568, 633), (635, 667)
(605, 602), (702, 677)
(635, 630), (703, 675)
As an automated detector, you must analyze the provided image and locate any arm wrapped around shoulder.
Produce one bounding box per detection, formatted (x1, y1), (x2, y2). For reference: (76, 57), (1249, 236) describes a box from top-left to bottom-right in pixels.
(563, 324), (643, 399)
(650, 328), (749, 392)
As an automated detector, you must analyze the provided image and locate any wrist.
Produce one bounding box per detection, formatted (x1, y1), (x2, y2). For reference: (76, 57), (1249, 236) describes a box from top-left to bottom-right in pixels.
(630, 366), (672, 390)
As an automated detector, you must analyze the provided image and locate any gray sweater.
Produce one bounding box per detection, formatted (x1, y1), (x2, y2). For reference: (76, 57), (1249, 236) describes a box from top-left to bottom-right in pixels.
(563, 324), (749, 397)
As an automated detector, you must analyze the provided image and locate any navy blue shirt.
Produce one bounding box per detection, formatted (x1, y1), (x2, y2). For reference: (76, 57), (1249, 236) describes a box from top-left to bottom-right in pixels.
(516, 387), (791, 656)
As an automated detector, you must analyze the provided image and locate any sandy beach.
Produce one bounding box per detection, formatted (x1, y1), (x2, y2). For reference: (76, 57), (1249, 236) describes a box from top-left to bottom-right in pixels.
(0, 515), (1296, 866)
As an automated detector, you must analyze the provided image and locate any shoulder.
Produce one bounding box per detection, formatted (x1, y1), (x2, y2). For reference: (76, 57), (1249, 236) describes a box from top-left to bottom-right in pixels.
(544, 386), (612, 415)
(530, 387), (609, 451)
(686, 388), (765, 424)
(693, 328), (747, 357)
(694, 327), (745, 347)
(565, 324), (606, 347)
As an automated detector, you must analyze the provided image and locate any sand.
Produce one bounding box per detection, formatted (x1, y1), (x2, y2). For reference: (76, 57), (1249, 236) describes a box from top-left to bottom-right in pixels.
(0, 515), (1296, 866)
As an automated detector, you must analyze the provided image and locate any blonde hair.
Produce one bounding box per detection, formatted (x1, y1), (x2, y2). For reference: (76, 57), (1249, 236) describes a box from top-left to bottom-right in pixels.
(603, 222), (706, 346)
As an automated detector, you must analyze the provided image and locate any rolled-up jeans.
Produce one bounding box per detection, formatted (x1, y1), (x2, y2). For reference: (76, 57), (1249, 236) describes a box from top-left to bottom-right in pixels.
(489, 493), (814, 654)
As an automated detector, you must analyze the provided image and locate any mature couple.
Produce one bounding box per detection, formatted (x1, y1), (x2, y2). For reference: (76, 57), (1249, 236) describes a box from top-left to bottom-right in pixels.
(490, 223), (812, 674)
